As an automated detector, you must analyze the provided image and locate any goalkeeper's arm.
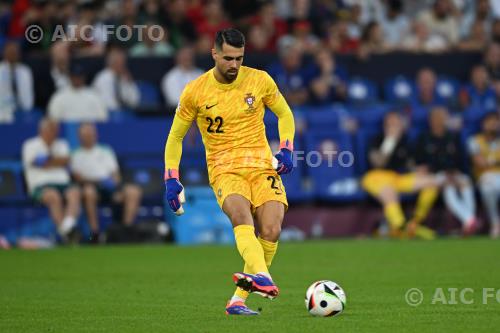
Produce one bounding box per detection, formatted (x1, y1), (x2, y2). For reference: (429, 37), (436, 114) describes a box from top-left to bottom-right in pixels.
(164, 115), (192, 176)
(268, 94), (295, 151)
(164, 115), (192, 215)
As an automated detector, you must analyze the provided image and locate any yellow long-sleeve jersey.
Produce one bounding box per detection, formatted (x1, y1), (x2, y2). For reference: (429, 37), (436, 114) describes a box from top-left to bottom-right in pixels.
(164, 65), (295, 181)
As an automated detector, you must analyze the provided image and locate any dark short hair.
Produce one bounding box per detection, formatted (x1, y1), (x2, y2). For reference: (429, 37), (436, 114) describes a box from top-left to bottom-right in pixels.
(214, 28), (245, 50)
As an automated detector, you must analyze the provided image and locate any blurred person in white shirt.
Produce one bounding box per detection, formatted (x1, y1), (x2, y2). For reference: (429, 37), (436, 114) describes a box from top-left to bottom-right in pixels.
(71, 123), (142, 242)
(0, 41), (34, 123)
(22, 118), (81, 240)
(50, 41), (71, 91)
(417, 0), (459, 47)
(161, 45), (203, 108)
(48, 63), (108, 122)
(93, 47), (140, 111)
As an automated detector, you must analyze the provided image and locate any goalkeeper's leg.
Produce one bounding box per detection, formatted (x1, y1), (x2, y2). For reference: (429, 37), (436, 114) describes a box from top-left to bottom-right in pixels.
(231, 201), (283, 303)
(223, 195), (278, 300)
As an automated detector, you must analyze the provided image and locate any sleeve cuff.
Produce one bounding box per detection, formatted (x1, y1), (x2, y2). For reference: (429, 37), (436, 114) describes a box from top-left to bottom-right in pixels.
(279, 139), (294, 151)
(164, 168), (179, 180)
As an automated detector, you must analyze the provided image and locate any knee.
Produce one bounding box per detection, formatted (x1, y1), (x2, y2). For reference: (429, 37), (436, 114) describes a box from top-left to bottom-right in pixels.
(41, 189), (61, 205)
(66, 187), (81, 201)
(124, 184), (142, 200)
(378, 186), (398, 204)
(228, 210), (252, 226)
(260, 223), (282, 242)
(82, 184), (97, 200)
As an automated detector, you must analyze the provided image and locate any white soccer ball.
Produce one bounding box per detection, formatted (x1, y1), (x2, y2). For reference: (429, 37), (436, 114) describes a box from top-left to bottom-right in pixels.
(305, 280), (346, 317)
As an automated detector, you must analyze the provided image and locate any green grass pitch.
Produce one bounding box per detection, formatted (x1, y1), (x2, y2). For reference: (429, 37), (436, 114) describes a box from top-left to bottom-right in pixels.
(1, 238), (499, 332)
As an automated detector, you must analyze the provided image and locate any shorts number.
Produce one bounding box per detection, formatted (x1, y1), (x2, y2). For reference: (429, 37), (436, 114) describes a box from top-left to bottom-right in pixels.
(206, 116), (224, 133)
(267, 175), (283, 195)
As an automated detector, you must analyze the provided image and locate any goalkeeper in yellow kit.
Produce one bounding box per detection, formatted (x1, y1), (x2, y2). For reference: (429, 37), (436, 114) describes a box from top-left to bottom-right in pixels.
(164, 29), (295, 315)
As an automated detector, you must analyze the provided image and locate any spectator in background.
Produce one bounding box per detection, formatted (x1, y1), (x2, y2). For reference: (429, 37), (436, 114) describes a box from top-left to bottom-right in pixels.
(93, 47), (140, 111)
(491, 19), (500, 43)
(0, 41), (34, 123)
(463, 65), (496, 110)
(267, 43), (312, 106)
(248, 1), (288, 52)
(414, 67), (439, 107)
(50, 41), (71, 91)
(194, 0), (231, 53)
(484, 42), (500, 81)
(23, 0), (61, 53)
(309, 49), (347, 105)
(361, 111), (442, 239)
(460, 0), (492, 39)
(278, 20), (319, 54)
(71, 123), (142, 243)
(402, 20), (448, 52)
(458, 20), (489, 51)
(468, 112), (500, 238)
(137, 0), (164, 24)
(107, 0), (140, 49)
(129, 23), (175, 57)
(48, 64), (108, 122)
(357, 21), (389, 59)
(415, 107), (479, 235)
(67, 2), (106, 56)
(379, 0), (410, 48)
(417, 0), (459, 48)
(345, 3), (363, 40)
(246, 25), (270, 52)
(161, 45), (203, 108)
(22, 118), (81, 241)
(163, 0), (198, 49)
(324, 19), (359, 54)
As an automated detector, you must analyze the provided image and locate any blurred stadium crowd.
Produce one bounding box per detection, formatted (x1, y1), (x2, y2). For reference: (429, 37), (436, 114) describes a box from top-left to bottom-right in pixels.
(2, 0), (500, 248)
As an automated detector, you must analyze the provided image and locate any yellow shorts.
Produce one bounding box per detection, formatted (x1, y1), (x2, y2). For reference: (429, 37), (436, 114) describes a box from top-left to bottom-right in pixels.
(210, 168), (288, 212)
(361, 169), (416, 196)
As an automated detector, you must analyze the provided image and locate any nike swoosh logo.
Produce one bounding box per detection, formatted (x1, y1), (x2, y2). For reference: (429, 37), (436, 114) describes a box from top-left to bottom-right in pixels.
(206, 104), (218, 109)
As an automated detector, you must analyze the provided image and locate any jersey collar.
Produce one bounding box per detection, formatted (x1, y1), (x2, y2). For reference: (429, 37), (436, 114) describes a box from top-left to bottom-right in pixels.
(209, 67), (244, 90)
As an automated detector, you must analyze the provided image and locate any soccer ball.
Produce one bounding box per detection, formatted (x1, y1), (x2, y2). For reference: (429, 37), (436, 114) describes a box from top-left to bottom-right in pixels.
(305, 280), (346, 317)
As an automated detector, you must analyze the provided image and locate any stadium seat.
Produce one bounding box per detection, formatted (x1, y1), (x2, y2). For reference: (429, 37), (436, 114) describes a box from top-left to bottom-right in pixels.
(96, 117), (172, 157)
(350, 105), (387, 132)
(384, 76), (415, 106)
(462, 106), (488, 133)
(122, 158), (164, 202)
(267, 138), (313, 203)
(305, 108), (341, 132)
(137, 80), (161, 109)
(463, 85), (496, 111)
(304, 131), (365, 202)
(167, 186), (234, 245)
(0, 161), (26, 203)
(0, 122), (38, 158)
(436, 76), (460, 106)
(346, 77), (378, 107)
(14, 108), (43, 123)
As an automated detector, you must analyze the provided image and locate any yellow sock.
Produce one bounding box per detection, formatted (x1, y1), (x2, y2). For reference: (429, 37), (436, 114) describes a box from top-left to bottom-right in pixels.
(413, 187), (438, 223)
(233, 225), (268, 275)
(233, 237), (278, 301)
(258, 236), (278, 267)
(384, 202), (405, 229)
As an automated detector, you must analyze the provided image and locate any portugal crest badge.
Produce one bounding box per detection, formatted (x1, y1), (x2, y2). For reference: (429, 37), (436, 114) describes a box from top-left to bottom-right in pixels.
(244, 93), (256, 113)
